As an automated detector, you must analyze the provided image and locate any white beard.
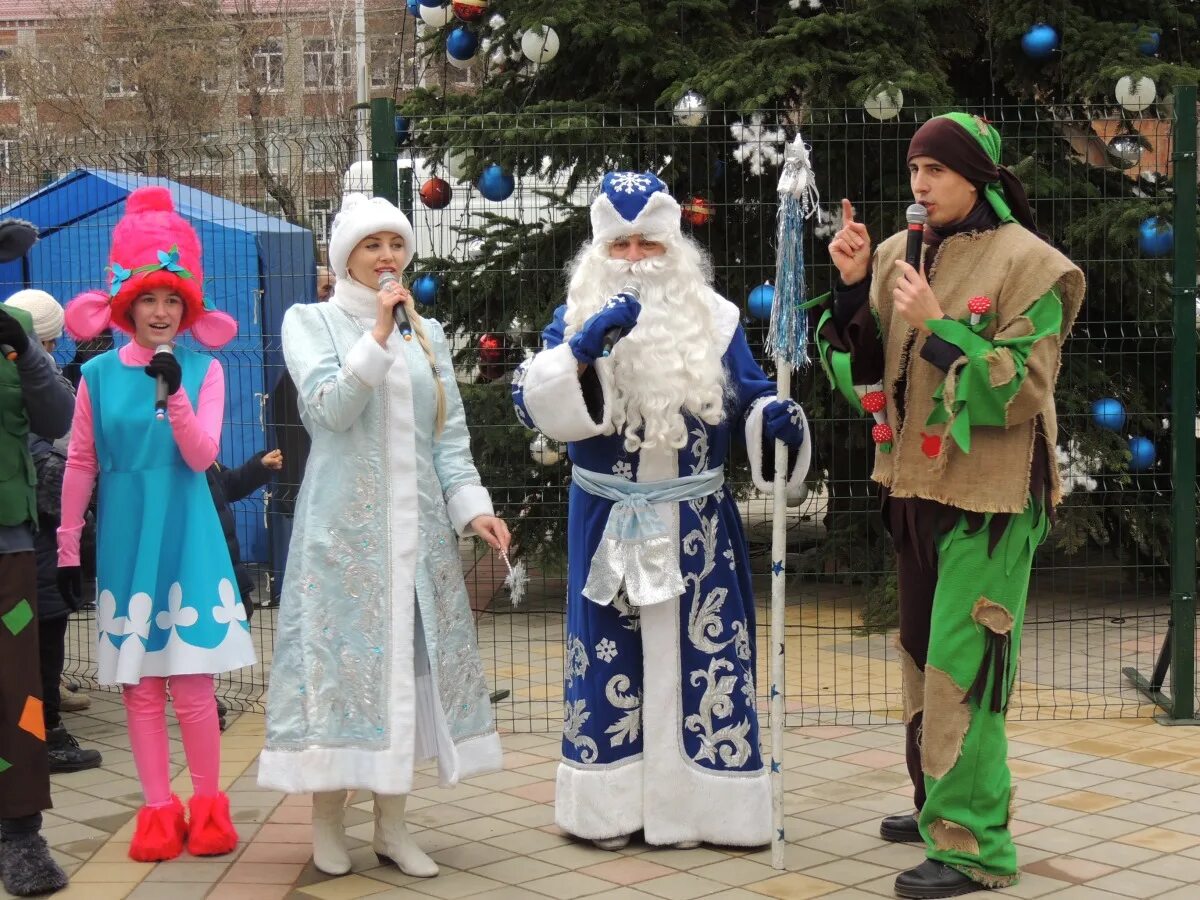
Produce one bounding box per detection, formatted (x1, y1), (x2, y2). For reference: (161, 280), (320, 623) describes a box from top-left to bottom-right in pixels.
(564, 240), (728, 454)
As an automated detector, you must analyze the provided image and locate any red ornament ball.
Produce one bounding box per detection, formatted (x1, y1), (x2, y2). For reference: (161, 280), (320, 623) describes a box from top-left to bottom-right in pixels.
(861, 391), (886, 414)
(967, 295), (992, 316)
(920, 432), (943, 459)
(452, 0), (487, 21)
(419, 177), (452, 210)
(681, 196), (713, 227)
(479, 332), (502, 364)
(871, 423), (894, 444)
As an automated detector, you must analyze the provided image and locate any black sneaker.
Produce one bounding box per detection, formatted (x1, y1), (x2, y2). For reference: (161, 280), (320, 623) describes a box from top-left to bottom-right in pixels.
(46, 727), (103, 774)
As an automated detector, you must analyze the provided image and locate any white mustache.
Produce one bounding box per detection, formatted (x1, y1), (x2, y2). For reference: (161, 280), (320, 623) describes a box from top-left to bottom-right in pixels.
(602, 257), (670, 278)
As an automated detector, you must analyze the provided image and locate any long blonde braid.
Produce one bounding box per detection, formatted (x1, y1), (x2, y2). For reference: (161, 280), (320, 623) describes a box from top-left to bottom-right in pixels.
(407, 307), (447, 437)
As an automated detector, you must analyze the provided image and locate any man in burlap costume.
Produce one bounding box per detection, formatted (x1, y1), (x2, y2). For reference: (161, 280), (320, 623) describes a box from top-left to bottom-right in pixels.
(813, 114), (1084, 898)
(0, 218), (73, 896)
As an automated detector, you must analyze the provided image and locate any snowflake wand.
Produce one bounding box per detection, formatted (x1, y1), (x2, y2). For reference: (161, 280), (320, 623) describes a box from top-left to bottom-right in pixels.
(499, 549), (527, 607)
(767, 131), (819, 871)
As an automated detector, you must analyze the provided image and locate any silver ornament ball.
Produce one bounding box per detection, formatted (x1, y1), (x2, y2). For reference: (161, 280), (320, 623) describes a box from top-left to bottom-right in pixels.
(673, 90), (708, 127)
(1107, 133), (1145, 170)
(529, 434), (561, 466)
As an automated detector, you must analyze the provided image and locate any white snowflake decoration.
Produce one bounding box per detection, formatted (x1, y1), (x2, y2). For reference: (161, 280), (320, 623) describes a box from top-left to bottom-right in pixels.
(608, 172), (653, 194)
(595, 638), (618, 663)
(788, 0), (823, 8)
(1056, 439), (1102, 496)
(730, 114), (786, 176)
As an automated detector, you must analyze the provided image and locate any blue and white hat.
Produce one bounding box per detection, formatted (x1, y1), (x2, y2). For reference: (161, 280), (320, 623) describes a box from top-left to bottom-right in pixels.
(590, 171), (681, 244)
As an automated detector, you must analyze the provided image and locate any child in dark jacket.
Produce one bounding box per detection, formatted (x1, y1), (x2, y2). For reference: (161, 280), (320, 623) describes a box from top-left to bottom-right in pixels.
(206, 449), (281, 729)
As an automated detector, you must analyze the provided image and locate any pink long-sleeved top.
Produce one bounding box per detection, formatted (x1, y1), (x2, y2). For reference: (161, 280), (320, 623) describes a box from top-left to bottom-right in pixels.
(57, 341), (225, 566)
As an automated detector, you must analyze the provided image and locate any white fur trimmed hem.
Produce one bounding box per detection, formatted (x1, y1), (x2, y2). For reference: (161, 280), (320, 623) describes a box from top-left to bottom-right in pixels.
(745, 396), (811, 500)
(555, 755), (771, 847)
(257, 729), (501, 795)
(521, 343), (610, 442)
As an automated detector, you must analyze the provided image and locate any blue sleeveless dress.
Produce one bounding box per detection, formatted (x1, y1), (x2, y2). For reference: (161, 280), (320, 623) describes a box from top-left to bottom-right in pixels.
(82, 346), (256, 685)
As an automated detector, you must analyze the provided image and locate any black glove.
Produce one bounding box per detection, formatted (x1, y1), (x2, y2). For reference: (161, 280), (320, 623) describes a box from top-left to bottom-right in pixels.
(57, 566), (83, 611)
(144, 351), (183, 396)
(0, 307), (30, 357)
(0, 219), (38, 264)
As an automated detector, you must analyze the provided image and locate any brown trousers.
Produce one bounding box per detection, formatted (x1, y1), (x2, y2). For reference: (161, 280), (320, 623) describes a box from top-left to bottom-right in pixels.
(0, 551), (52, 818)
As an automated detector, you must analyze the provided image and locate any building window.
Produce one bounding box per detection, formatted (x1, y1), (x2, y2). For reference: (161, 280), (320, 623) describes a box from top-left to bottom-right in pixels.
(307, 198), (334, 245)
(0, 50), (14, 100)
(370, 37), (413, 90)
(303, 38), (351, 90)
(106, 56), (138, 97)
(242, 41), (284, 91)
(0, 138), (15, 172)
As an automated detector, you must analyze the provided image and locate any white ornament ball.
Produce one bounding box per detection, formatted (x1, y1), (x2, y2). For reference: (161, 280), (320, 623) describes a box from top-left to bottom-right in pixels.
(419, 3), (453, 27)
(520, 26), (559, 64)
(529, 433), (561, 466)
(1115, 75), (1156, 113)
(864, 85), (903, 120)
(673, 90), (708, 127)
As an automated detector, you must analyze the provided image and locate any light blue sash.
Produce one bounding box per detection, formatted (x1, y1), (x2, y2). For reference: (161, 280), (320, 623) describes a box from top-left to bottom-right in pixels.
(572, 465), (724, 607)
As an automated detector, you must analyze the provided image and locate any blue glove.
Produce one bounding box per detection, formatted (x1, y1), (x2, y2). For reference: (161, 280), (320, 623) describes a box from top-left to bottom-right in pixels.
(763, 399), (805, 447)
(568, 292), (641, 365)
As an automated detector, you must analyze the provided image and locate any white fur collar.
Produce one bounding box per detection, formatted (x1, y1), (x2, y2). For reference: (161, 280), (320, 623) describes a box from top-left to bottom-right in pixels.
(330, 278), (378, 320)
(705, 290), (742, 353)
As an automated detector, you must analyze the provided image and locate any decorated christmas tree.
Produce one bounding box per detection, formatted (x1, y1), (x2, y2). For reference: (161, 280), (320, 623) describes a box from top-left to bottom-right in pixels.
(397, 0), (1199, 606)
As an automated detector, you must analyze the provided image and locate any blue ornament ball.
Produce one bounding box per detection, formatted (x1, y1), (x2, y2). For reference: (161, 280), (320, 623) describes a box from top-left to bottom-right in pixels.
(1138, 216), (1173, 257)
(1138, 30), (1161, 56)
(419, 0), (443, 6)
(393, 115), (410, 144)
(411, 274), (440, 306)
(1021, 23), (1059, 60)
(748, 282), (775, 321)
(1128, 436), (1156, 472)
(446, 26), (478, 61)
(407, 0), (421, 15)
(1091, 397), (1126, 431)
(477, 163), (515, 201)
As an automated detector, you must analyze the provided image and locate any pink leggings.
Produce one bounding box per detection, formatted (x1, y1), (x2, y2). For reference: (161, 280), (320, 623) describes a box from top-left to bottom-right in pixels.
(123, 675), (221, 808)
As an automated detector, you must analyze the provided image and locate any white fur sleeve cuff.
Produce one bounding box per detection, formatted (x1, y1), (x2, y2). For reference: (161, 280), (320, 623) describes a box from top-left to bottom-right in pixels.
(745, 396), (811, 500)
(446, 482), (494, 536)
(520, 343), (610, 442)
(344, 332), (395, 388)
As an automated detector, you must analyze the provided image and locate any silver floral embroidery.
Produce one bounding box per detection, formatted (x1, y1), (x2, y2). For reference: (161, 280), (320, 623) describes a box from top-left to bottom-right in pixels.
(604, 674), (642, 747)
(565, 635), (590, 683)
(685, 658), (753, 768)
(563, 699), (599, 763)
(741, 670), (756, 708)
(611, 587), (641, 633)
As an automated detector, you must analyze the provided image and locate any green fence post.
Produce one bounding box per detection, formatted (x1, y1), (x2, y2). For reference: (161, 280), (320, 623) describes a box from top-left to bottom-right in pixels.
(370, 96), (398, 205)
(1168, 85), (1198, 723)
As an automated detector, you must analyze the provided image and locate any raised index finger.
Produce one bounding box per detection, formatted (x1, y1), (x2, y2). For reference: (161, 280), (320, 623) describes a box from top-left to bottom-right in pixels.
(841, 198), (856, 225)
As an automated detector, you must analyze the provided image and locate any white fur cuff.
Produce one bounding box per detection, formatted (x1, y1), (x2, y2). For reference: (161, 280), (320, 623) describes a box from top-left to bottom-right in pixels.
(345, 332), (395, 389)
(446, 483), (494, 536)
(745, 396), (811, 501)
(521, 343), (610, 442)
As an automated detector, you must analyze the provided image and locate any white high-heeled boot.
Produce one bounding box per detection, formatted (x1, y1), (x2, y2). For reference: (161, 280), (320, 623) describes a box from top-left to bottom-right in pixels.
(372, 793), (438, 877)
(311, 791), (352, 875)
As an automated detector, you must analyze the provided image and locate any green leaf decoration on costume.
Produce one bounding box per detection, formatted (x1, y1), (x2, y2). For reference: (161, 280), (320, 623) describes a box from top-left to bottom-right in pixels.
(925, 289), (1063, 454)
(814, 303), (864, 413)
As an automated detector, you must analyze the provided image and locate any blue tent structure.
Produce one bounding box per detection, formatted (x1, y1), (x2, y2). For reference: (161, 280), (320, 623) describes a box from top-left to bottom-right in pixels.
(0, 169), (316, 564)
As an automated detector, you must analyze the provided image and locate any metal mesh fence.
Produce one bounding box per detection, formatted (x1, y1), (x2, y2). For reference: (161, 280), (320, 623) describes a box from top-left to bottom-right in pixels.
(9, 104), (1192, 731)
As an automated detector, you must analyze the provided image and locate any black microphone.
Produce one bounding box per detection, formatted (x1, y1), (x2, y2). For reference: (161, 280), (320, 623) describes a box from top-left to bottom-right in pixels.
(905, 203), (927, 272)
(153, 344), (173, 420)
(600, 284), (641, 357)
(379, 271), (412, 342)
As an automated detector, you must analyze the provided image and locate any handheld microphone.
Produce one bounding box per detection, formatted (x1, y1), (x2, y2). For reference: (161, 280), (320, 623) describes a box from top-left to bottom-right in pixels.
(600, 284), (641, 357)
(1, 344), (16, 362)
(905, 203), (928, 272)
(379, 271), (413, 342)
(153, 344), (173, 420)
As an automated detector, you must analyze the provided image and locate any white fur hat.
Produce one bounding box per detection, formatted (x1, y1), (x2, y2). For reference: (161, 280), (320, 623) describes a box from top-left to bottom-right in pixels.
(4, 289), (64, 342)
(590, 171), (681, 244)
(327, 194), (417, 280)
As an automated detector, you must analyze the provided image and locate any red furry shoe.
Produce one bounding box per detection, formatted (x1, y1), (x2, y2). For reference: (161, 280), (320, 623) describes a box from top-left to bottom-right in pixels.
(129, 796), (187, 862)
(186, 793), (238, 857)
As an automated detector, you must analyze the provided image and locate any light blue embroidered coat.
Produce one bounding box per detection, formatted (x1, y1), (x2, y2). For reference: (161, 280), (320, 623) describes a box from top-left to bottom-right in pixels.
(258, 281), (501, 795)
(512, 291), (811, 846)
